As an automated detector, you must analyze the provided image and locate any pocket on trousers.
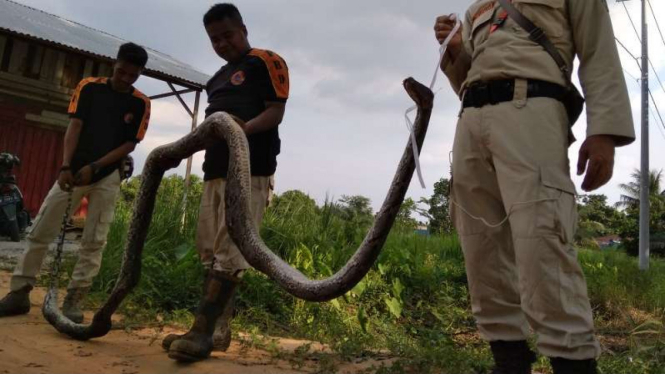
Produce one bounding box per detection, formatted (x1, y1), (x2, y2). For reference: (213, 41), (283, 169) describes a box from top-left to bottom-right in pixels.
(93, 209), (115, 243)
(538, 166), (578, 244)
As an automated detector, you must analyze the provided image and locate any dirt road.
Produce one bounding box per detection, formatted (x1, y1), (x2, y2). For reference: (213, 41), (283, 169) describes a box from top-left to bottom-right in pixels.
(0, 272), (385, 374)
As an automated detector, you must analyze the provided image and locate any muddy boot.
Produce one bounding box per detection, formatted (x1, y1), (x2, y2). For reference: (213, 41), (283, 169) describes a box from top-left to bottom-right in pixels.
(161, 295), (236, 352)
(0, 285), (32, 317)
(161, 270), (212, 351)
(62, 287), (90, 324)
(550, 357), (598, 374)
(490, 340), (537, 374)
(212, 294), (235, 351)
(168, 271), (239, 362)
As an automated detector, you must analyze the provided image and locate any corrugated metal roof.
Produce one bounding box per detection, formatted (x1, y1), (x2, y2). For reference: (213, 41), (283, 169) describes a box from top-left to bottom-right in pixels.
(0, 0), (210, 88)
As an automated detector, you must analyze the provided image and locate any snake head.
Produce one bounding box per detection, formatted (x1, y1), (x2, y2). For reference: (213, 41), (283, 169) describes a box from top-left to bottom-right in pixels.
(403, 78), (434, 110)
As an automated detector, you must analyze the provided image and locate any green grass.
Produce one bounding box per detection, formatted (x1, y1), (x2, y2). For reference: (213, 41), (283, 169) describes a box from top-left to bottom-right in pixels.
(71, 175), (665, 373)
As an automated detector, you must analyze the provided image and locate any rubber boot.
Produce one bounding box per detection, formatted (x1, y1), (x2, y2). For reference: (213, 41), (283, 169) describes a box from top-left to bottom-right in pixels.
(62, 287), (90, 324)
(162, 269), (211, 351)
(550, 357), (598, 374)
(490, 340), (537, 374)
(161, 292), (236, 352)
(0, 285), (32, 317)
(212, 295), (234, 351)
(168, 271), (240, 362)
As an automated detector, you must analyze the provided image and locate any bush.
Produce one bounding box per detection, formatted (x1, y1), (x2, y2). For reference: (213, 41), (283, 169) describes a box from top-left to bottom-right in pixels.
(82, 177), (665, 373)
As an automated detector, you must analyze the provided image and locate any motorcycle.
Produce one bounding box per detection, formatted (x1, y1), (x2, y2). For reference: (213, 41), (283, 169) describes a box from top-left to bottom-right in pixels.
(0, 152), (31, 241)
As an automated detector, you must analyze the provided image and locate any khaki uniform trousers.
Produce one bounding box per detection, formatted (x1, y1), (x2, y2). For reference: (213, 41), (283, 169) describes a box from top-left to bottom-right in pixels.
(196, 176), (273, 274)
(450, 91), (600, 360)
(11, 171), (121, 291)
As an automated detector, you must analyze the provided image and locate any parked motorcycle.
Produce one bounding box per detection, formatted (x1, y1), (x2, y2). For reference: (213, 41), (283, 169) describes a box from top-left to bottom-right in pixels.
(0, 152), (31, 241)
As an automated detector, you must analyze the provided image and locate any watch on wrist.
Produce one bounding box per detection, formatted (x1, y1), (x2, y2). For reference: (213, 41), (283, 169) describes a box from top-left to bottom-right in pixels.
(59, 165), (71, 173)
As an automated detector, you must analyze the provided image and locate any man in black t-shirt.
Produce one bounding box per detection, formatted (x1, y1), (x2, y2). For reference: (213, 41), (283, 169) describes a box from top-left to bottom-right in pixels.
(164, 3), (289, 363)
(0, 43), (151, 324)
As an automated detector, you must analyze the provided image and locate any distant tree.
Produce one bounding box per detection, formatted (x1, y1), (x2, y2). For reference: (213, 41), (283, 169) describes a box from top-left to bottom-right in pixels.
(395, 198), (420, 231)
(616, 169), (664, 210)
(271, 190), (318, 213)
(419, 178), (454, 235)
(576, 194), (627, 238)
(339, 195), (373, 222)
(338, 195), (374, 242)
(615, 169), (665, 257)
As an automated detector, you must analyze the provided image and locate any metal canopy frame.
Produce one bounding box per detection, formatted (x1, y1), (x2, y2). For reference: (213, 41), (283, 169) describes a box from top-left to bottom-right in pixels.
(149, 83), (202, 192)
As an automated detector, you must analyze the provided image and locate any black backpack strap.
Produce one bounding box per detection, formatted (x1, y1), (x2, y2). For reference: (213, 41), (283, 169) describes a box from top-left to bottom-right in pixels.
(496, 0), (571, 80)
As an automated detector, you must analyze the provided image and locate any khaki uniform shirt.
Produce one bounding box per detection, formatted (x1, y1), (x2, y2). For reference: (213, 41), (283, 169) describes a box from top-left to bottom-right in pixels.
(444, 0), (635, 146)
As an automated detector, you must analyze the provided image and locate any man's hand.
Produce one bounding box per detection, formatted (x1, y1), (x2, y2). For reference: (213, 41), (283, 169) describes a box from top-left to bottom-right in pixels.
(74, 165), (93, 186)
(229, 114), (249, 133)
(58, 170), (75, 191)
(577, 135), (616, 192)
(434, 14), (463, 57)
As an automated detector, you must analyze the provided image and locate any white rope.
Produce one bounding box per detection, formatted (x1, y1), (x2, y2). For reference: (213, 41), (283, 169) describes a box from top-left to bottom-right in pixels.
(406, 14), (462, 189)
(449, 194), (562, 228)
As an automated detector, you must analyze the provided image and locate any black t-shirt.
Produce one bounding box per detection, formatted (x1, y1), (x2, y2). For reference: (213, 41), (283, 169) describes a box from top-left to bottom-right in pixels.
(67, 77), (150, 183)
(203, 48), (289, 180)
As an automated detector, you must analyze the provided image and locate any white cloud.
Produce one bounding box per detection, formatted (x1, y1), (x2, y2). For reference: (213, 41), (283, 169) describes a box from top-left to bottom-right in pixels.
(11, 0), (665, 213)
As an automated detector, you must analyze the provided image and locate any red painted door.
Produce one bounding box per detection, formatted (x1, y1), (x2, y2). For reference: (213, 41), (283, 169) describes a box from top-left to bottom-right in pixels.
(0, 122), (64, 216)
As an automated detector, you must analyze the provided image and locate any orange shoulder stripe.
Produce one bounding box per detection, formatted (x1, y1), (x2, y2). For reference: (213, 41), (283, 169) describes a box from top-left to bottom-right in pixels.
(67, 77), (107, 114)
(132, 89), (151, 141)
(248, 49), (289, 100)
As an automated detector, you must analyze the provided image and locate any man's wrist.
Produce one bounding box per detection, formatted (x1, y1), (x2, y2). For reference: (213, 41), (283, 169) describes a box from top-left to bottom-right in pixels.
(60, 165), (71, 173)
(89, 161), (100, 174)
(587, 134), (617, 145)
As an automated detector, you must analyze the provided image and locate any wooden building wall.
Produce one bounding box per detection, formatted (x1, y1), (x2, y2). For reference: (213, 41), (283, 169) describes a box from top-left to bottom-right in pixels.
(0, 33), (112, 215)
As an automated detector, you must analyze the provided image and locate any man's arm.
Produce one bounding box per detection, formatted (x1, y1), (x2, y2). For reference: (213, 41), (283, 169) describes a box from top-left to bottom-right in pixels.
(569, 0), (636, 191)
(58, 118), (83, 190)
(435, 12), (472, 95)
(242, 102), (285, 136)
(62, 118), (82, 168)
(570, 0), (635, 145)
(94, 142), (136, 168)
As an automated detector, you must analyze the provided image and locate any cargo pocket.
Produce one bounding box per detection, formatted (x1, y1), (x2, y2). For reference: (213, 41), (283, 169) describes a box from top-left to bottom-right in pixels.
(93, 209), (116, 243)
(538, 166), (578, 244)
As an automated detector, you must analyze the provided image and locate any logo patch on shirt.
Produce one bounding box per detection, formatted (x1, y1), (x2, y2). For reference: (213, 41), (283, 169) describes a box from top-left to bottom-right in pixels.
(231, 71), (246, 86)
(124, 112), (134, 124)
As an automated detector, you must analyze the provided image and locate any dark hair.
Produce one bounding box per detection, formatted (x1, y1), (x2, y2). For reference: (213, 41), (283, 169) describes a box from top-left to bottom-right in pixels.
(117, 42), (148, 68)
(203, 3), (243, 27)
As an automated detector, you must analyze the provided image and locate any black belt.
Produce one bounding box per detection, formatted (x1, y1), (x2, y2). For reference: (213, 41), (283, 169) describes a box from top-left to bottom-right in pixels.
(462, 79), (567, 109)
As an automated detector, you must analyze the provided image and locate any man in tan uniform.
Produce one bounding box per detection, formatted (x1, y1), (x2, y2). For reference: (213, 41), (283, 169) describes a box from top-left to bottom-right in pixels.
(434, 1), (634, 373)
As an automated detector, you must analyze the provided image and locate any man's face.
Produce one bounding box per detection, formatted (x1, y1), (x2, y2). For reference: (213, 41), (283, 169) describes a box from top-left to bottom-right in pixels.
(111, 61), (143, 92)
(205, 18), (250, 63)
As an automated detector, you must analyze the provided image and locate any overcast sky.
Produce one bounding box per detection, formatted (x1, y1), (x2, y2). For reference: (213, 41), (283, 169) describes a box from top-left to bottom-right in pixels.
(14, 0), (665, 214)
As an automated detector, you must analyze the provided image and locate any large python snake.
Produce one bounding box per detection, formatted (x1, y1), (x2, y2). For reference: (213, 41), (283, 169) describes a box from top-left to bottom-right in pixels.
(42, 77), (434, 340)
